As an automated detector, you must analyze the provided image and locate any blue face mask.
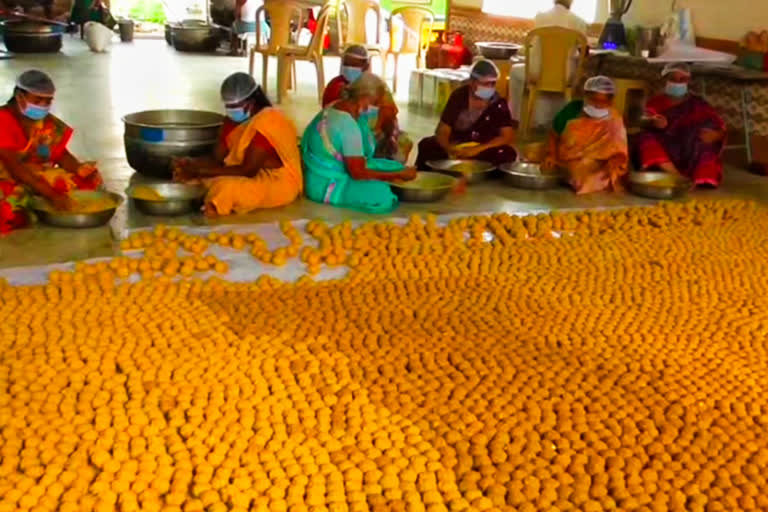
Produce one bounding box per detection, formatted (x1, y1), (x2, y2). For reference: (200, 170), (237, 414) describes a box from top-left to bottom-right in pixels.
(226, 107), (250, 123)
(21, 101), (50, 121)
(341, 66), (363, 83)
(665, 82), (688, 98)
(365, 106), (380, 117)
(474, 85), (495, 100)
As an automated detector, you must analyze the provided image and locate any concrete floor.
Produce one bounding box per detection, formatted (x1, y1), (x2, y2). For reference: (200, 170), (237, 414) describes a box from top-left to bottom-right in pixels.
(1, 38), (767, 269)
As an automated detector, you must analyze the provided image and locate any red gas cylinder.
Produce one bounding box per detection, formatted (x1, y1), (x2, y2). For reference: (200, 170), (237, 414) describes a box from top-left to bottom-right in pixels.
(438, 32), (470, 69)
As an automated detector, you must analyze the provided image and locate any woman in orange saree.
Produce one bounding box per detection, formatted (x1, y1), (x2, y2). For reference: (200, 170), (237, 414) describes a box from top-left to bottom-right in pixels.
(542, 76), (628, 194)
(173, 73), (302, 217)
(0, 70), (102, 233)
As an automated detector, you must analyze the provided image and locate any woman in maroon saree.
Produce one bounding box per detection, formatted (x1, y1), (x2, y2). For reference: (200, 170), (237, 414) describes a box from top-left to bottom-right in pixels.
(634, 63), (726, 187)
(415, 59), (517, 169)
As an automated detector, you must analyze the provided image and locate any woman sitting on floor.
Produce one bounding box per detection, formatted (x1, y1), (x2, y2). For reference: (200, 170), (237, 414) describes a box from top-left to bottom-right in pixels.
(0, 70), (102, 232)
(415, 59), (517, 169)
(173, 72), (302, 217)
(542, 75), (628, 194)
(633, 62), (726, 188)
(323, 44), (412, 163)
(302, 73), (417, 214)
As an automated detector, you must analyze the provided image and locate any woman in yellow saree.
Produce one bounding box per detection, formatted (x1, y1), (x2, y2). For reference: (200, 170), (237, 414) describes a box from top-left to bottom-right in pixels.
(173, 73), (302, 216)
(542, 76), (628, 194)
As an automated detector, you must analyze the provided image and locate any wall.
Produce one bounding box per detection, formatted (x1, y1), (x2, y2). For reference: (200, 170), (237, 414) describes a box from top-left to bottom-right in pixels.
(451, 0), (481, 9)
(625, 0), (768, 41)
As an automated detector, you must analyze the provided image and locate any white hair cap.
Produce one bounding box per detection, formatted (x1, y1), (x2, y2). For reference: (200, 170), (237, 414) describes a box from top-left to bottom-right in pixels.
(343, 44), (369, 61)
(470, 59), (500, 81)
(584, 75), (616, 94)
(662, 62), (692, 77)
(16, 69), (55, 97)
(220, 72), (258, 104)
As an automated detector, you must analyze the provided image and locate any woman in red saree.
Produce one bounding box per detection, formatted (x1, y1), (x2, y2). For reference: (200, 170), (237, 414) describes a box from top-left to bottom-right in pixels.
(0, 70), (102, 233)
(634, 63), (726, 188)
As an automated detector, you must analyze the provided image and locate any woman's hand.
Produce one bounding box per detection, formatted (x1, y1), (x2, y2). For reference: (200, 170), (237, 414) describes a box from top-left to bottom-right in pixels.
(651, 115), (668, 130)
(51, 193), (76, 212)
(451, 144), (484, 159)
(172, 158), (197, 182)
(76, 161), (99, 178)
(75, 162), (103, 188)
(699, 128), (723, 144)
(398, 168), (418, 181)
(541, 156), (559, 172)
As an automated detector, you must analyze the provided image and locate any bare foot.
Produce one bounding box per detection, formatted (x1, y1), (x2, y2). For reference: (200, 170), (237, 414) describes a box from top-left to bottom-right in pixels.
(657, 162), (680, 175)
(203, 204), (218, 218)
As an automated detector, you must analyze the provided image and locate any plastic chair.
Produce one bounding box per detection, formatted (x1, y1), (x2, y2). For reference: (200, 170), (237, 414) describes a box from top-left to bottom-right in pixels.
(249, 2), (307, 94)
(520, 26), (588, 137)
(341, 0), (380, 44)
(383, 6), (434, 94)
(276, 3), (334, 104)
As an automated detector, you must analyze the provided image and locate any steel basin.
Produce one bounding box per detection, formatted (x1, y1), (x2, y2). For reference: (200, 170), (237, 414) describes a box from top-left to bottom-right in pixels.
(122, 109), (224, 179)
(391, 171), (457, 202)
(628, 171), (692, 199)
(476, 42), (521, 60)
(500, 162), (563, 190)
(2, 20), (63, 53)
(31, 191), (123, 229)
(171, 21), (223, 52)
(427, 159), (498, 184)
(127, 183), (206, 216)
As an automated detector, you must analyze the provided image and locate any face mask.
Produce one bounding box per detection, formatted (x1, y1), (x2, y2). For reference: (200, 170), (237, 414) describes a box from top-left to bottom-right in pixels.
(341, 66), (363, 83)
(20, 97), (50, 121)
(365, 106), (380, 117)
(583, 104), (610, 119)
(226, 107), (250, 123)
(474, 86), (495, 100)
(666, 82), (688, 98)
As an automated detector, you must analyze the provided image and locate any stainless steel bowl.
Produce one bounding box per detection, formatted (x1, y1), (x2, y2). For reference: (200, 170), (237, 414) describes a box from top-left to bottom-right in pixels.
(31, 191), (123, 229)
(122, 109), (224, 179)
(500, 162), (563, 190)
(127, 183), (206, 216)
(427, 159), (497, 184)
(628, 171), (692, 199)
(476, 42), (521, 60)
(171, 21), (223, 52)
(2, 20), (63, 53)
(391, 172), (458, 202)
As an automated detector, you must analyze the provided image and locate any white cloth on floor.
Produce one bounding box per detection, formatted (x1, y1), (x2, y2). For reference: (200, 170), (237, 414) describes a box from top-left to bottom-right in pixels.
(84, 21), (113, 53)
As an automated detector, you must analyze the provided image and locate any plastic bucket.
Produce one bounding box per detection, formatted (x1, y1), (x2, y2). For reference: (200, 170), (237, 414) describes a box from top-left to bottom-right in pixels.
(118, 20), (134, 42)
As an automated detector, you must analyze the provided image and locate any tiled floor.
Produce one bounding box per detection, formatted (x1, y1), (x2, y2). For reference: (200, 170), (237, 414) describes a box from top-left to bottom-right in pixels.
(1, 38), (767, 269)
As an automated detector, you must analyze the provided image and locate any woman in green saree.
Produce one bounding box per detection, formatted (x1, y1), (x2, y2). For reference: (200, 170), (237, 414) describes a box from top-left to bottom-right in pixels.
(301, 73), (416, 214)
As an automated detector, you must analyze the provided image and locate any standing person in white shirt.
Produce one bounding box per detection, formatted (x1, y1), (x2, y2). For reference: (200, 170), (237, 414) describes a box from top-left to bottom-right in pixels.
(230, 0), (265, 56)
(508, 0), (588, 130)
